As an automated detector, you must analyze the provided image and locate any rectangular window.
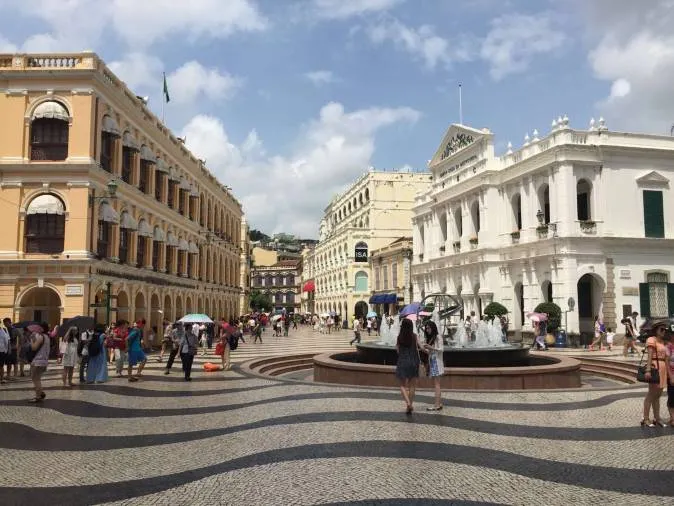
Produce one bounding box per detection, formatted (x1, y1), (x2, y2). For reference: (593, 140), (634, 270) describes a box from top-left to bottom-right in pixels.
(101, 133), (115, 172)
(166, 247), (174, 274)
(178, 250), (186, 276)
(119, 229), (129, 264)
(577, 193), (589, 221)
(643, 190), (665, 238)
(391, 262), (398, 288)
(152, 241), (160, 271)
(25, 214), (65, 254)
(122, 148), (134, 184)
(375, 267), (381, 290)
(179, 190), (186, 215)
(97, 222), (110, 258)
(139, 161), (151, 194)
(383, 265), (389, 289)
(137, 236), (146, 268)
(167, 181), (176, 208)
(154, 172), (163, 201)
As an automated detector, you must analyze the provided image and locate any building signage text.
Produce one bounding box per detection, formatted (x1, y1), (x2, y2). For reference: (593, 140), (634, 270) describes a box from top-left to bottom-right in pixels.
(439, 154), (478, 179)
(65, 284), (84, 296)
(355, 242), (368, 263)
(440, 133), (475, 160)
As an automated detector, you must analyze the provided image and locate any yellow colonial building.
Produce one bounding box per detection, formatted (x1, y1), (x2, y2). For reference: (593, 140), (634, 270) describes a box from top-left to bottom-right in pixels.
(0, 52), (244, 338)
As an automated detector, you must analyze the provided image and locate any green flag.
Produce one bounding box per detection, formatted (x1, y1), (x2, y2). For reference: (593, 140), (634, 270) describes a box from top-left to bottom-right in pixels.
(163, 72), (170, 103)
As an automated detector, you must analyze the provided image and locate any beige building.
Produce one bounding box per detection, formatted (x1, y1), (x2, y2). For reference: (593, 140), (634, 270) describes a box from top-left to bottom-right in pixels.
(239, 218), (251, 315)
(250, 259), (302, 313)
(0, 52), (244, 338)
(313, 170), (431, 320)
(251, 246), (277, 267)
(369, 237), (413, 315)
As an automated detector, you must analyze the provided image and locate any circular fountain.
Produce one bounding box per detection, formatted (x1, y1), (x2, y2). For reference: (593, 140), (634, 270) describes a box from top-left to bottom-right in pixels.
(313, 294), (581, 390)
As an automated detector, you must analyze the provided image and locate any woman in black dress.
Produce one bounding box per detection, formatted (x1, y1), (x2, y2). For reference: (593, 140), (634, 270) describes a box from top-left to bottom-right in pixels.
(396, 318), (420, 414)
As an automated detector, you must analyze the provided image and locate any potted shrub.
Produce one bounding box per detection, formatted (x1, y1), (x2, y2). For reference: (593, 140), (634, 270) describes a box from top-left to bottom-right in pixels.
(534, 301), (562, 346)
(483, 302), (508, 321)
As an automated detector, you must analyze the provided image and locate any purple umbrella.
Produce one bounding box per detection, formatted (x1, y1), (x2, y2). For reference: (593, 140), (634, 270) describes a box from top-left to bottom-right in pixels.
(399, 302), (421, 316)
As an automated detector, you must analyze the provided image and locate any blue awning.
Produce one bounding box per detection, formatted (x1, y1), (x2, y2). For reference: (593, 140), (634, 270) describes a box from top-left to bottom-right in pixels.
(382, 293), (398, 304)
(369, 293), (397, 304)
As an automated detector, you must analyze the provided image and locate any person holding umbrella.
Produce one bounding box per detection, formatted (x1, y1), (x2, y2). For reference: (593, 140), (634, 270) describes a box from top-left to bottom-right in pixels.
(179, 322), (198, 381)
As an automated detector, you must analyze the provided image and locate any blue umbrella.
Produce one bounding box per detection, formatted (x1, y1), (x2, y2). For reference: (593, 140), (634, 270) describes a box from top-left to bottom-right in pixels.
(399, 302), (421, 316)
(178, 314), (214, 324)
(366, 311), (377, 318)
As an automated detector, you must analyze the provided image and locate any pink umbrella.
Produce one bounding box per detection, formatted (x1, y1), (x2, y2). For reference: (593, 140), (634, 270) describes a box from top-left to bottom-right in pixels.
(405, 314), (418, 322)
(526, 312), (548, 322)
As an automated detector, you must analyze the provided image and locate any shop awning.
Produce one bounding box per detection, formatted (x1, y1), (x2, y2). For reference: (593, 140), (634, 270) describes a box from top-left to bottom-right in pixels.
(99, 202), (119, 224)
(178, 238), (189, 251)
(140, 145), (157, 163)
(122, 131), (139, 150)
(369, 293), (398, 304)
(26, 194), (65, 215)
(302, 280), (315, 292)
(137, 219), (153, 238)
(153, 227), (165, 242)
(119, 211), (138, 230)
(32, 101), (69, 121)
(155, 158), (169, 173)
(188, 241), (199, 254)
(101, 115), (120, 136)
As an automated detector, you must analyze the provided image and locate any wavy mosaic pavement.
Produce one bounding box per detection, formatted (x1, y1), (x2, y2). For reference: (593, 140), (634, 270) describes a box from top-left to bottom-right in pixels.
(0, 327), (673, 505)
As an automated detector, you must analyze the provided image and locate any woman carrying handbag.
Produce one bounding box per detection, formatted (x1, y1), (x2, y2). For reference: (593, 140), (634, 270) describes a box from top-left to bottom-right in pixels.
(640, 320), (669, 427)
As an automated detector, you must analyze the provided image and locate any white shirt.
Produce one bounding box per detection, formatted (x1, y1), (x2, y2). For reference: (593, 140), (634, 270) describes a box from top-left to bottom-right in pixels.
(191, 324), (200, 337)
(0, 327), (9, 353)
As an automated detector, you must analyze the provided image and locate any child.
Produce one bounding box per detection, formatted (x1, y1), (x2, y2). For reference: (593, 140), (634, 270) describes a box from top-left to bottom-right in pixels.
(605, 327), (614, 351)
(61, 326), (79, 387)
(200, 330), (208, 356)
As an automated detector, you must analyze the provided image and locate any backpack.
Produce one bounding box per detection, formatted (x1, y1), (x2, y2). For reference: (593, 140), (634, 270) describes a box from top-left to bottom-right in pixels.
(87, 333), (101, 357)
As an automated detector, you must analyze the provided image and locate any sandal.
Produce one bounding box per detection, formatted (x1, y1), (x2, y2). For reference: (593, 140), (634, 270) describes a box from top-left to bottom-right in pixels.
(640, 419), (655, 427)
(426, 405), (443, 411)
(653, 419), (667, 427)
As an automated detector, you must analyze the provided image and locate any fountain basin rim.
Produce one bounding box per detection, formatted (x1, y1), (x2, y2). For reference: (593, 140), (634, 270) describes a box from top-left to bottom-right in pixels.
(359, 342), (528, 353)
(314, 351), (581, 376)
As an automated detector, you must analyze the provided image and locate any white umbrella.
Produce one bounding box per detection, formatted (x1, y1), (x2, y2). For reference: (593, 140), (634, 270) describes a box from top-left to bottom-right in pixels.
(178, 314), (214, 324)
(271, 314), (283, 322)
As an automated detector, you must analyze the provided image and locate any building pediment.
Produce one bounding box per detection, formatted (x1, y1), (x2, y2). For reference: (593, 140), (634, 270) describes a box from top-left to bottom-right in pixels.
(429, 124), (489, 167)
(636, 170), (669, 188)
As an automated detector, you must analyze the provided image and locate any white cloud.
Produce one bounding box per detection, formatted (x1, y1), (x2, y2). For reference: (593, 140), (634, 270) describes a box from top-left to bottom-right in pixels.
(367, 18), (474, 70)
(108, 52), (164, 91)
(168, 61), (241, 104)
(480, 13), (566, 80)
(3, 0), (266, 50)
(305, 70), (338, 86)
(311, 0), (403, 19)
(182, 102), (420, 236)
(0, 34), (18, 52)
(580, 0), (674, 132)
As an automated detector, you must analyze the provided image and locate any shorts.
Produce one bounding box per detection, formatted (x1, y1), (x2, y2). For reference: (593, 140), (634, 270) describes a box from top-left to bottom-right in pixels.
(668, 383), (674, 408)
(30, 365), (46, 380)
(0, 352), (6, 366)
(5, 351), (17, 365)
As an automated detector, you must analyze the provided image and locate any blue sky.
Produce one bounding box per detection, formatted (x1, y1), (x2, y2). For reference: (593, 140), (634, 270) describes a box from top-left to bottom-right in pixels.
(1, 0), (672, 237)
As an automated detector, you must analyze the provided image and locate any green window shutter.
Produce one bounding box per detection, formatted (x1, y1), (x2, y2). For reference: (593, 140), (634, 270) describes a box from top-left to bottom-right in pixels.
(639, 283), (650, 317)
(643, 190), (664, 238)
(668, 283), (674, 317)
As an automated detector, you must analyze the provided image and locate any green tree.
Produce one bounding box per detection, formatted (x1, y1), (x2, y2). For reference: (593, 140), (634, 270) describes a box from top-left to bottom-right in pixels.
(534, 302), (562, 332)
(483, 302), (508, 321)
(249, 290), (273, 312)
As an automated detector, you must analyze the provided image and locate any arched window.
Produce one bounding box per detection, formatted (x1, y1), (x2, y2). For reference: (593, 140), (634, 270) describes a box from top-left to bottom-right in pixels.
(439, 211), (448, 243)
(454, 207), (463, 238)
(287, 275), (295, 286)
(471, 201), (480, 234)
(286, 291), (295, 304)
(275, 292), (283, 304)
(354, 271), (369, 292)
(538, 184), (550, 224)
(365, 188), (370, 201)
(511, 194), (522, 231)
(30, 101), (70, 161)
(577, 179), (592, 221)
(25, 194), (66, 254)
(276, 274), (285, 286)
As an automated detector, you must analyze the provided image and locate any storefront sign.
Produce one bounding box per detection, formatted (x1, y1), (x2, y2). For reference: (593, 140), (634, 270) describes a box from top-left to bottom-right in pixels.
(622, 287), (639, 296)
(355, 241), (368, 263)
(65, 284), (84, 296)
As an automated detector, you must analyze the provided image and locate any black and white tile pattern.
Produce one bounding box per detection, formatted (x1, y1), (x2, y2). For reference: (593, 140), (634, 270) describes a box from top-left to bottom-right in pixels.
(0, 326), (672, 505)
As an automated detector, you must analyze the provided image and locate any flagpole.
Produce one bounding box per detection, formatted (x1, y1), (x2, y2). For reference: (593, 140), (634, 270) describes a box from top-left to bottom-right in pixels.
(458, 83), (463, 125)
(162, 72), (166, 124)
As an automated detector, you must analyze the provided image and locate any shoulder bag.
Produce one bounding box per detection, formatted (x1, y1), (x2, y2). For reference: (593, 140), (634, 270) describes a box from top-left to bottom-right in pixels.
(636, 346), (660, 384)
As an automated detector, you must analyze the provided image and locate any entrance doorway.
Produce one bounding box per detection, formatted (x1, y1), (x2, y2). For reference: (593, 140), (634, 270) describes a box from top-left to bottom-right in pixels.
(577, 273), (604, 334)
(18, 286), (62, 326)
(354, 301), (368, 319)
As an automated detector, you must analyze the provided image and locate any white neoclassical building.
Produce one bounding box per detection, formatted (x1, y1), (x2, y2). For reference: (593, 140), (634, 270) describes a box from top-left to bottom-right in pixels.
(412, 117), (674, 337)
